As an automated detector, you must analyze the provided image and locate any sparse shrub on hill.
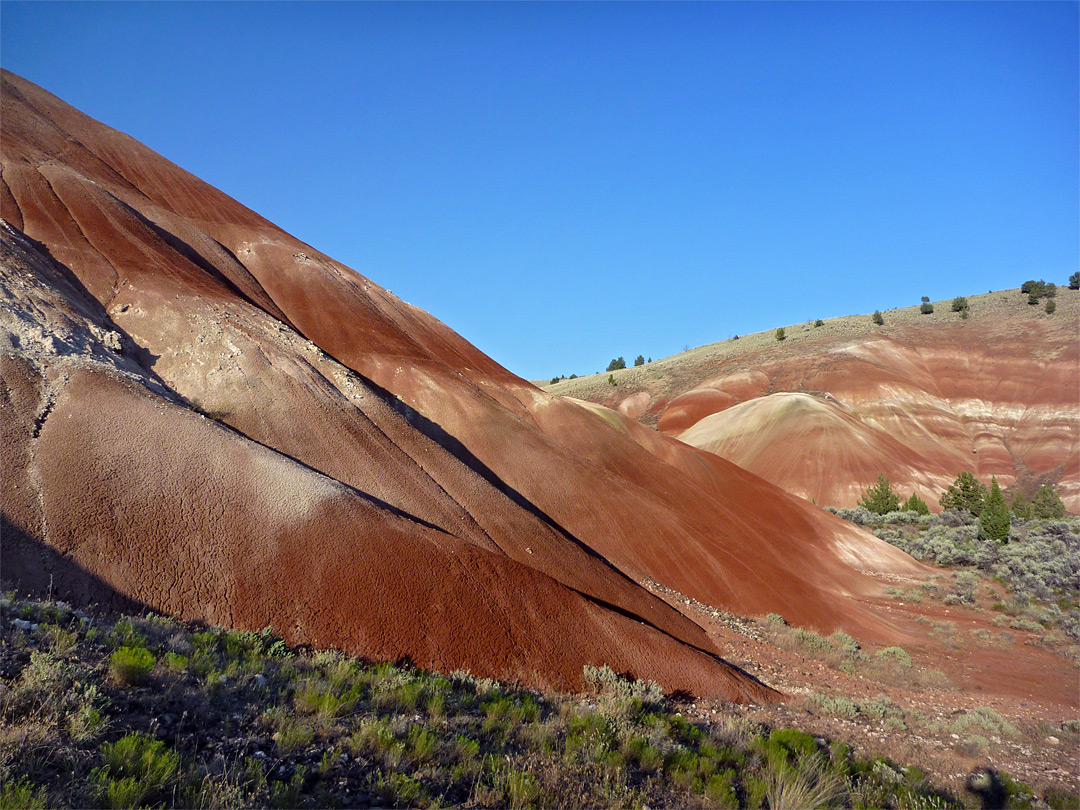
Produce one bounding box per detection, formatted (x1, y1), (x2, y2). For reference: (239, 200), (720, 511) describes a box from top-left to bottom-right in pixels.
(814, 319), (824, 327)
(978, 478), (1011, 542)
(940, 471), (987, 516)
(550, 377), (560, 385)
(1045, 298), (1056, 314)
(775, 327), (786, 342)
(606, 357), (626, 371)
(920, 298), (934, 314)
(634, 354), (645, 366)
(872, 310), (884, 325)
(951, 296), (969, 313)
(1022, 279), (1057, 304)
(859, 474), (901, 515)
(1070, 271), (1079, 290)
(1032, 484), (1066, 520)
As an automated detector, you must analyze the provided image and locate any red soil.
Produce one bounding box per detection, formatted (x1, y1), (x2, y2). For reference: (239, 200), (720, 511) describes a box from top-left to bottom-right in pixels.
(0, 69), (977, 699)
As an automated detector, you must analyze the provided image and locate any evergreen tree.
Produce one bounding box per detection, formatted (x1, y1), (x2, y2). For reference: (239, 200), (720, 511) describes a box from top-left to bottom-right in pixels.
(1070, 271), (1079, 290)
(775, 327), (786, 341)
(939, 471), (988, 515)
(902, 492), (930, 515)
(606, 357), (626, 372)
(978, 477), (1011, 542)
(634, 355), (645, 366)
(1045, 299), (1056, 314)
(859, 474), (901, 515)
(1031, 485), (1066, 520)
(1010, 492), (1034, 521)
(872, 310), (884, 325)
(951, 296), (969, 313)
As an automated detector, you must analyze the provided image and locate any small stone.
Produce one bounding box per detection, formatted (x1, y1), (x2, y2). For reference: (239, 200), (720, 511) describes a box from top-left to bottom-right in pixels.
(1047, 735), (1060, 745)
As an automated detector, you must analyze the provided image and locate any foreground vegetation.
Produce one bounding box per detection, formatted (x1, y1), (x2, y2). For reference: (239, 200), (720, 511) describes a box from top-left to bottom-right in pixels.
(3, 595), (1072, 809)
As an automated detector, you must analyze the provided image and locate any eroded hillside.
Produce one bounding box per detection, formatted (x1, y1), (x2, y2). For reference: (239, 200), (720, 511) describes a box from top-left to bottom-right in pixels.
(2, 70), (932, 697)
(548, 291), (1079, 512)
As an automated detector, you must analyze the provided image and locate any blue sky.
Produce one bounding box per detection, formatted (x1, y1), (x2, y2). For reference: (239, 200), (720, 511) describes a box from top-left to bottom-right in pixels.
(3, 2), (1077, 380)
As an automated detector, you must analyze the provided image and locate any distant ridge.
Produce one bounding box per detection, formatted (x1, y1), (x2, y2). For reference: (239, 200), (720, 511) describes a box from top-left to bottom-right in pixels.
(549, 290), (1079, 512)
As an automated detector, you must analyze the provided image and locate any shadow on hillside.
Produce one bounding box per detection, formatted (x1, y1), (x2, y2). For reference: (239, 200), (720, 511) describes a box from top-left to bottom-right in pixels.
(0, 514), (152, 618)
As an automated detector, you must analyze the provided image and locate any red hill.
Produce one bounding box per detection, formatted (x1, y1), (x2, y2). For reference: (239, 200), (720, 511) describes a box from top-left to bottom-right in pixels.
(2, 70), (927, 698)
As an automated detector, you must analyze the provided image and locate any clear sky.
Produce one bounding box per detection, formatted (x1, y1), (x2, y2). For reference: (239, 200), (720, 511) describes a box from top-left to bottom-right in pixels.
(3, 2), (1077, 380)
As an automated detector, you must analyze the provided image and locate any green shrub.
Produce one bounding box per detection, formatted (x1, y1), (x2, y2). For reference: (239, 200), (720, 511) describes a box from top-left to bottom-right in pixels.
(814, 319), (824, 327)
(634, 354), (645, 366)
(951, 296), (969, 312)
(407, 724), (438, 764)
(792, 627), (832, 653)
(1046, 298), (1056, 314)
(161, 652), (188, 673)
(275, 719), (315, 754)
(92, 733), (180, 809)
(0, 778), (48, 810)
(606, 357), (626, 372)
(830, 632), (860, 653)
(875, 646), (912, 668)
(872, 310), (884, 325)
(765, 613), (786, 626)
(775, 326), (786, 341)
(108, 646), (156, 686)
(1069, 272), (1079, 290)
(920, 301), (934, 314)
(622, 735), (663, 773)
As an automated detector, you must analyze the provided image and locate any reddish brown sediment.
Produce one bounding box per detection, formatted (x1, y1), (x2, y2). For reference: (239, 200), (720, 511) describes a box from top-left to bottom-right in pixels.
(3, 69), (951, 699)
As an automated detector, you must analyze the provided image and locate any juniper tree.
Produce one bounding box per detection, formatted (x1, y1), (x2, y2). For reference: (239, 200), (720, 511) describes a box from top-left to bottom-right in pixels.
(1010, 491), (1034, 521)
(978, 477), (1011, 542)
(939, 471), (987, 516)
(859, 474), (901, 515)
(902, 492), (930, 515)
(1031, 485), (1066, 520)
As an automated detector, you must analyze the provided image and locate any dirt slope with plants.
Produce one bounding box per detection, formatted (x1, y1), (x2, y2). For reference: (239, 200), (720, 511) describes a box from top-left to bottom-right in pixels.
(1, 70), (938, 697)
(10, 595), (1074, 810)
(548, 291), (1079, 513)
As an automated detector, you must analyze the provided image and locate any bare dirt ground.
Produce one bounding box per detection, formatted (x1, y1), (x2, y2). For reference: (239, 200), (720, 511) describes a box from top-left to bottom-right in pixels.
(643, 572), (1080, 799)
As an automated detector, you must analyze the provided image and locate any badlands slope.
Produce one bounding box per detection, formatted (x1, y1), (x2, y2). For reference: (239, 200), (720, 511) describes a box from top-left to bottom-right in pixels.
(549, 292), (1079, 512)
(2, 71), (928, 698)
